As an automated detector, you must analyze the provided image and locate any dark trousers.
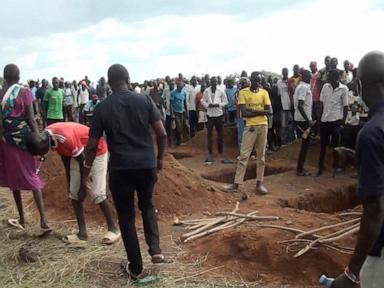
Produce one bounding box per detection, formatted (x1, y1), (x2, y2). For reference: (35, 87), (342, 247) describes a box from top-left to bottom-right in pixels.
(188, 110), (198, 138)
(311, 101), (322, 136)
(109, 169), (161, 275)
(319, 120), (342, 170)
(64, 105), (73, 122)
(341, 124), (361, 150)
(165, 115), (172, 146)
(295, 121), (310, 173)
(207, 115), (224, 155)
(78, 104), (85, 124)
(228, 110), (236, 124)
(46, 118), (64, 126)
(174, 112), (183, 146)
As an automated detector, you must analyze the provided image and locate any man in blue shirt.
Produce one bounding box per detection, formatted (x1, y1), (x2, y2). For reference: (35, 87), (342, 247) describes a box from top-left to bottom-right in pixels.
(225, 78), (237, 124)
(170, 80), (187, 146)
(332, 51), (384, 288)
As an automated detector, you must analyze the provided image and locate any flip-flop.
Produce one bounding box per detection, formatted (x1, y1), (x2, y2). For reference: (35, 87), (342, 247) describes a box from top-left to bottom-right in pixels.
(121, 260), (160, 284)
(62, 234), (87, 245)
(101, 231), (121, 245)
(8, 218), (25, 231)
(151, 254), (173, 264)
(37, 227), (53, 237)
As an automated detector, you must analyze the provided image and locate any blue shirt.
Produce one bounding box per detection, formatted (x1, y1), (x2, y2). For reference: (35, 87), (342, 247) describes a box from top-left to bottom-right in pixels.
(170, 90), (186, 113)
(225, 87), (237, 112)
(356, 101), (384, 256)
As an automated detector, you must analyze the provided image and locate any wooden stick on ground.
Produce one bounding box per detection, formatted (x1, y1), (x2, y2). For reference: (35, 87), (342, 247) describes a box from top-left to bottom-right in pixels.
(215, 212), (279, 221)
(181, 202), (239, 240)
(295, 218), (360, 239)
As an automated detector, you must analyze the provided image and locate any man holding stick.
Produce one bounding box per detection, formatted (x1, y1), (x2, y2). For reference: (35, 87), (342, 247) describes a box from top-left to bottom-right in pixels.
(331, 51), (384, 288)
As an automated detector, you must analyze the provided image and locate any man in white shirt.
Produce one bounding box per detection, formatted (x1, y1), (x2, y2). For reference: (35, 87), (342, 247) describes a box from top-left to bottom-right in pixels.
(317, 69), (349, 176)
(277, 68), (294, 145)
(201, 76), (228, 163)
(186, 76), (200, 138)
(341, 60), (354, 85)
(78, 81), (90, 124)
(294, 70), (314, 176)
(161, 77), (174, 146)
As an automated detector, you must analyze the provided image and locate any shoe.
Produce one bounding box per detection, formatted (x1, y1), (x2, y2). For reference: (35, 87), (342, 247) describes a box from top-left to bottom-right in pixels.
(256, 183), (268, 195)
(224, 184), (239, 193)
(296, 170), (311, 177)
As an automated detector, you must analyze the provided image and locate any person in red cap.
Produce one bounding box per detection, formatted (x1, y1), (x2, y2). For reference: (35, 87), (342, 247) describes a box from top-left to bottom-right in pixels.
(310, 61), (321, 137)
(83, 94), (100, 127)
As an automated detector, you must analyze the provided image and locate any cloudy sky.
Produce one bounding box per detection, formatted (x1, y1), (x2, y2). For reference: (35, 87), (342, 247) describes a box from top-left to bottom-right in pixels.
(1, 0), (383, 83)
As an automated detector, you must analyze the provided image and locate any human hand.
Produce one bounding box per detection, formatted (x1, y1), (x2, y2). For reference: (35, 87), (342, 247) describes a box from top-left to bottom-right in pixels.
(309, 120), (317, 127)
(331, 274), (358, 288)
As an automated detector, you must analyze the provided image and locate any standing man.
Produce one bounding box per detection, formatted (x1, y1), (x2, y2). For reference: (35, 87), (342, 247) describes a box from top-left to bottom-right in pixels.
(331, 51), (384, 288)
(78, 81), (90, 124)
(225, 78), (238, 125)
(320, 55), (332, 88)
(63, 82), (74, 122)
(225, 72), (272, 198)
(294, 70), (314, 176)
(288, 64), (302, 101)
(162, 77), (174, 146)
(310, 61), (321, 137)
(83, 64), (169, 280)
(186, 76), (200, 138)
(341, 60), (353, 85)
(170, 81), (187, 147)
(96, 77), (111, 101)
(43, 77), (64, 126)
(317, 69), (349, 176)
(201, 76), (228, 164)
(277, 68), (293, 145)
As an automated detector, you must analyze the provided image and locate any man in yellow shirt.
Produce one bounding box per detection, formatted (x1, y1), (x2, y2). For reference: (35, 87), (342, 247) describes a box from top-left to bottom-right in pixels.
(225, 72), (272, 199)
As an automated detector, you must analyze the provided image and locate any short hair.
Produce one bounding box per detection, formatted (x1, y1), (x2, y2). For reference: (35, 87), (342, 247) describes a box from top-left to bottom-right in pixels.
(328, 69), (340, 80)
(108, 64), (130, 85)
(3, 64), (20, 82)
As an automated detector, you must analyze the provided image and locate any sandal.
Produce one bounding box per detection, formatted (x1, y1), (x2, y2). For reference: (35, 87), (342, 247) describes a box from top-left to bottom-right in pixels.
(121, 260), (160, 283)
(151, 254), (173, 264)
(296, 171), (311, 177)
(8, 218), (25, 231)
(62, 234), (87, 245)
(101, 231), (121, 245)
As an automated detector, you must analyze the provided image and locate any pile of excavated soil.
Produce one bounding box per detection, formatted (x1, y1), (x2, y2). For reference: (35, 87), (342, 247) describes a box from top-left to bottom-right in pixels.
(39, 152), (229, 223)
(187, 226), (351, 286)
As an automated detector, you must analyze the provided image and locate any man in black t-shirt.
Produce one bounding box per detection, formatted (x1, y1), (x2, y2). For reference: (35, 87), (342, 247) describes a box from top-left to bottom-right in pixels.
(332, 51), (384, 288)
(82, 64), (169, 281)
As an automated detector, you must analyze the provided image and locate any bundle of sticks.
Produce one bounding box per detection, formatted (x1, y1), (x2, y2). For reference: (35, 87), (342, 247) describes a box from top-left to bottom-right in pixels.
(276, 212), (362, 257)
(175, 202), (279, 243)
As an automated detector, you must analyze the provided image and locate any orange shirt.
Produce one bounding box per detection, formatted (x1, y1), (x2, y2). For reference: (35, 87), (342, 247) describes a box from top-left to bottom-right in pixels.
(46, 122), (107, 157)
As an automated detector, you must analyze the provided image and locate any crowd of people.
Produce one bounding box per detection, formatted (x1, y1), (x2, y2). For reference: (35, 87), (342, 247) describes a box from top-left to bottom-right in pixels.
(0, 49), (382, 287)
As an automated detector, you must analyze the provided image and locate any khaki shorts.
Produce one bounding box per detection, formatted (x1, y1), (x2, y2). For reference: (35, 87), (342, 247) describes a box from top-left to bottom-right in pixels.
(69, 153), (108, 204)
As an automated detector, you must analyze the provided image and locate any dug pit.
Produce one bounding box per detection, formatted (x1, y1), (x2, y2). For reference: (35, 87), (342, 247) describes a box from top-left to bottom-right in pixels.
(201, 162), (293, 183)
(279, 183), (360, 213)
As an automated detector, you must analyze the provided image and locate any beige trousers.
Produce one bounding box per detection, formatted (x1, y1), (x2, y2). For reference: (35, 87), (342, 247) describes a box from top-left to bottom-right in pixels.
(234, 125), (268, 184)
(360, 249), (384, 288)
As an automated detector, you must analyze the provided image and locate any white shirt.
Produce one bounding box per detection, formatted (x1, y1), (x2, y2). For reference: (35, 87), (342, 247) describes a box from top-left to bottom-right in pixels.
(78, 88), (89, 105)
(162, 84), (172, 116)
(277, 79), (291, 110)
(294, 82), (312, 122)
(201, 87), (228, 117)
(341, 71), (353, 85)
(186, 84), (200, 111)
(320, 83), (349, 122)
(134, 86), (141, 94)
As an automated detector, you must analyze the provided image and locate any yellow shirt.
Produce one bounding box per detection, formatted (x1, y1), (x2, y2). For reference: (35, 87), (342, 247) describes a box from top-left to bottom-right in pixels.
(238, 87), (271, 126)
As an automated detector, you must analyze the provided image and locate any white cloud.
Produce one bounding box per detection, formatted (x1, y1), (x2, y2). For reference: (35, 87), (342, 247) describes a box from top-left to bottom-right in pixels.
(0, 0), (383, 83)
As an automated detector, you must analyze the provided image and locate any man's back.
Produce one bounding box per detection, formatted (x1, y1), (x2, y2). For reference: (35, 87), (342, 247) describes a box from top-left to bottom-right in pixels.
(89, 91), (161, 171)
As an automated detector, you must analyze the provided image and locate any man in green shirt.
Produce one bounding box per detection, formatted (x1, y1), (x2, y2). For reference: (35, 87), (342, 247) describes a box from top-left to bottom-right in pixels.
(44, 77), (64, 125)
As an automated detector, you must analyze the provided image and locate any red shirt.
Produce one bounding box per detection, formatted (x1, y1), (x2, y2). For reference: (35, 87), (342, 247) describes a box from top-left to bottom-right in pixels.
(46, 122), (107, 157)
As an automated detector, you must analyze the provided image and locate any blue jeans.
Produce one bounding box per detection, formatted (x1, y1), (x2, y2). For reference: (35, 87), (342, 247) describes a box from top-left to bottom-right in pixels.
(279, 110), (294, 145)
(236, 117), (245, 150)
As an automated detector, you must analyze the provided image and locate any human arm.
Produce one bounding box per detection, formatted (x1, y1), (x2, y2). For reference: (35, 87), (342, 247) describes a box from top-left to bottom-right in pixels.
(219, 89), (228, 108)
(241, 104), (272, 117)
(298, 100), (310, 123)
(152, 120), (167, 171)
(342, 89), (349, 124)
(25, 89), (39, 133)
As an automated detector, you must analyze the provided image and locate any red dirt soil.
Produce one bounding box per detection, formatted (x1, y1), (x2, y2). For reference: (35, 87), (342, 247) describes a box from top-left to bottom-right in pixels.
(40, 152), (230, 224)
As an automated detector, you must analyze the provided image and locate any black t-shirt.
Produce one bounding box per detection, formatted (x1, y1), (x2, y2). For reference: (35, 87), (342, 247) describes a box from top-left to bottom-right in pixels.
(270, 85), (282, 113)
(89, 91), (161, 171)
(356, 101), (384, 256)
